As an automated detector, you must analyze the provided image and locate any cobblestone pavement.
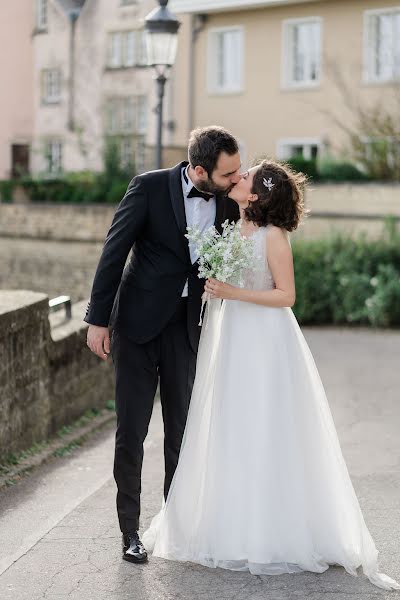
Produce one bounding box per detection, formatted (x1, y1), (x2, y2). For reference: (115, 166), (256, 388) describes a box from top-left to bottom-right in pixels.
(0, 327), (399, 600)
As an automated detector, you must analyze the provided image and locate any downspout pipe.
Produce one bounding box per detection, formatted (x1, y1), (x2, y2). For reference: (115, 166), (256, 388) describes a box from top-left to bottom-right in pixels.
(68, 8), (80, 131)
(188, 13), (208, 135)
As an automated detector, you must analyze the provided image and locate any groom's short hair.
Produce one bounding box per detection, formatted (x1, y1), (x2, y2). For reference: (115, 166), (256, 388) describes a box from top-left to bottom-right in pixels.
(188, 126), (239, 177)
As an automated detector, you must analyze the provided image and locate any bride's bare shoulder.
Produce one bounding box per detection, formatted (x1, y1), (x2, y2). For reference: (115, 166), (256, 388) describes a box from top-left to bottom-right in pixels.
(266, 224), (289, 240)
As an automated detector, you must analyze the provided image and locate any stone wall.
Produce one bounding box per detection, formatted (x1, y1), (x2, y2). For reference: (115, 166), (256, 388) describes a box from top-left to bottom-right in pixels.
(0, 291), (114, 461)
(0, 183), (399, 243)
(0, 237), (104, 303)
(1, 183), (399, 303)
(294, 183), (400, 241)
(0, 203), (115, 242)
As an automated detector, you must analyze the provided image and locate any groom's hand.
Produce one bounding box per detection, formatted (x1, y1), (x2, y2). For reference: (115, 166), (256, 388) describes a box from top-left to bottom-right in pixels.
(86, 325), (110, 361)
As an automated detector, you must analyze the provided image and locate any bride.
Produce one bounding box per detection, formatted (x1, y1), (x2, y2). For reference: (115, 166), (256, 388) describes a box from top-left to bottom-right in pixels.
(143, 159), (399, 591)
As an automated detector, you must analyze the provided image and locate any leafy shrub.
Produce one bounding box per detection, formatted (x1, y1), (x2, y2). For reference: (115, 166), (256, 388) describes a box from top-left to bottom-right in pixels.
(0, 180), (16, 202)
(365, 265), (400, 327)
(291, 238), (336, 323)
(317, 158), (368, 182)
(107, 180), (129, 204)
(17, 171), (131, 204)
(286, 157), (319, 180)
(292, 225), (400, 327)
(335, 273), (372, 323)
(11, 137), (135, 204)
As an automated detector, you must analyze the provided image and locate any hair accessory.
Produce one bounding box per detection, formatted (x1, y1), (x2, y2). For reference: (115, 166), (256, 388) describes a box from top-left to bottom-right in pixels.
(263, 177), (274, 191)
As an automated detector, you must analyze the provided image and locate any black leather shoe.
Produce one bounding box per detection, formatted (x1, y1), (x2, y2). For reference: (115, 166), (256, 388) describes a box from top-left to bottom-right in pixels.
(122, 531), (148, 563)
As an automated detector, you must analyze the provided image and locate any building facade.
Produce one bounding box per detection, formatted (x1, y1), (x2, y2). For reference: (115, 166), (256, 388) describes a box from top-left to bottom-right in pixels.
(1, 0), (398, 179)
(0, 1), (34, 180)
(0, 0), (175, 180)
(31, 0), (163, 176)
(169, 0), (400, 168)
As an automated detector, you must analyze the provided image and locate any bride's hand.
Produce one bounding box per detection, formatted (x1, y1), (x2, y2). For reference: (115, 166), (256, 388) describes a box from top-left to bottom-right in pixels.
(205, 278), (238, 300)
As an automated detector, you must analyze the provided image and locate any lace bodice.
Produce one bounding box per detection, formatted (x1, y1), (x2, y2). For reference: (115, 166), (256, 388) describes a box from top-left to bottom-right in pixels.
(239, 224), (275, 292)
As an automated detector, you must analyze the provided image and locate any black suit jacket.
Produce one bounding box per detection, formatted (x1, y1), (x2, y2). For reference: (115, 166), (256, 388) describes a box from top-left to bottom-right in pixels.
(84, 161), (240, 351)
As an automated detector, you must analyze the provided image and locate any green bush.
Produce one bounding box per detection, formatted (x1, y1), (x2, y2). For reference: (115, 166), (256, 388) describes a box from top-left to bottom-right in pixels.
(365, 265), (400, 327)
(317, 158), (368, 182)
(285, 156), (369, 182)
(13, 138), (136, 204)
(107, 180), (129, 203)
(17, 171), (131, 204)
(0, 180), (17, 202)
(286, 157), (319, 180)
(292, 225), (400, 327)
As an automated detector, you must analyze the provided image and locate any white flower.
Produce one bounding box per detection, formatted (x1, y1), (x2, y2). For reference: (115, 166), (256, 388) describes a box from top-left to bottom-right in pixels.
(186, 221), (256, 285)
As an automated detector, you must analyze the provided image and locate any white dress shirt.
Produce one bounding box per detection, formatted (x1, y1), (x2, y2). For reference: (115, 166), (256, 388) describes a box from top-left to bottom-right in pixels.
(181, 166), (216, 297)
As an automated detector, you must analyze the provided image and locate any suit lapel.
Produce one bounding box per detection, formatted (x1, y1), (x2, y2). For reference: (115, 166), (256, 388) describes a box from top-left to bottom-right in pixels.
(168, 161), (191, 261)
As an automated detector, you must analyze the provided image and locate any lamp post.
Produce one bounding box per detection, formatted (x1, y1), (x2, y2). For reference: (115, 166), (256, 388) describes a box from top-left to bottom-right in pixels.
(144, 0), (180, 170)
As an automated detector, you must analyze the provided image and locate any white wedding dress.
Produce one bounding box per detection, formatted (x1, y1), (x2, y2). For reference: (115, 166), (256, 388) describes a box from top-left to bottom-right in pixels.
(143, 224), (399, 590)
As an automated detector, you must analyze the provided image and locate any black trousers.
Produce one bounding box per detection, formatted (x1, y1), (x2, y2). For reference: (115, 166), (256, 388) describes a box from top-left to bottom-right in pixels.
(111, 298), (197, 534)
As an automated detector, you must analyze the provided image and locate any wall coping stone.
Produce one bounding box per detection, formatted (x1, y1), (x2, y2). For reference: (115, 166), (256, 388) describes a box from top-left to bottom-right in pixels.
(0, 290), (48, 316)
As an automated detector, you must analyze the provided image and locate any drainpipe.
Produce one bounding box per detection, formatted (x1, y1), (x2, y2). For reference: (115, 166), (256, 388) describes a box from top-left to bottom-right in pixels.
(188, 13), (208, 135)
(68, 9), (80, 131)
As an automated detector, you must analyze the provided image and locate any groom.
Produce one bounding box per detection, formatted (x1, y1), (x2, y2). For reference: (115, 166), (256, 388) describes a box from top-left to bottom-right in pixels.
(85, 126), (241, 563)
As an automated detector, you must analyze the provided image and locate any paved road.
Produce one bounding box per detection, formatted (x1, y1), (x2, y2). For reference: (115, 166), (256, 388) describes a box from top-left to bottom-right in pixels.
(0, 327), (399, 600)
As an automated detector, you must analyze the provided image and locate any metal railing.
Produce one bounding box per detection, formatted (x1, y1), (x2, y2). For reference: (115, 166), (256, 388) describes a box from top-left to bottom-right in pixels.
(49, 295), (72, 320)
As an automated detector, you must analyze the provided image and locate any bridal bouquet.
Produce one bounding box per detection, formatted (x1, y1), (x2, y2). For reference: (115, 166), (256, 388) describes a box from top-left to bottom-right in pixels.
(185, 220), (256, 324)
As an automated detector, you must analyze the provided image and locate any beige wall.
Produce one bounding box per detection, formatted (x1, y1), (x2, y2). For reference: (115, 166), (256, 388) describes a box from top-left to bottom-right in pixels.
(0, 1), (33, 179)
(32, 1), (71, 172)
(171, 0), (400, 167)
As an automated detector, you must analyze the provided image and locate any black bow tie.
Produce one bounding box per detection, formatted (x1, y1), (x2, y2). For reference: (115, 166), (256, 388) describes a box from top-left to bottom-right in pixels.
(187, 187), (214, 201)
(183, 168), (214, 201)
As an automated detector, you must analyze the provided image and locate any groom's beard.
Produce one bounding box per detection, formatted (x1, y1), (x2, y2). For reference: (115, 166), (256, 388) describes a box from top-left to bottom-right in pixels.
(198, 177), (234, 197)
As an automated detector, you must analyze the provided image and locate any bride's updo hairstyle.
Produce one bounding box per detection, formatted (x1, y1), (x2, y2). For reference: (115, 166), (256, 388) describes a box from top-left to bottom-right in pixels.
(244, 159), (307, 231)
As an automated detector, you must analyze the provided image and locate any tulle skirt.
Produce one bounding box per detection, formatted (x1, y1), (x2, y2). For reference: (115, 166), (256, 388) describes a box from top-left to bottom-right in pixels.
(143, 299), (399, 590)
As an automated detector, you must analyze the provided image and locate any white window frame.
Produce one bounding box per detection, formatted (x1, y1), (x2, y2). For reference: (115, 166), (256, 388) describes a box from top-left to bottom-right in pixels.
(363, 7), (400, 84)
(135, 137), (146, 173)
(208, 26), (244, 95)
(42, 69), (61, 103)
(282, 17), (322, 89)
(124, 31), (136, 67)
(106, 95), (148, 135)
(37, 0), (48, 30)
(120, 137), (133, 169)
(119, 136), (146, 173)
(108, 30), (147, 68)
(137, 31), (148, 66)
(108, 32), (123, 68)
(277, 137), (321, 160)
(106, 98), (121, 134)
(45, 140), (63, 174)
(122, 97), (135, 131)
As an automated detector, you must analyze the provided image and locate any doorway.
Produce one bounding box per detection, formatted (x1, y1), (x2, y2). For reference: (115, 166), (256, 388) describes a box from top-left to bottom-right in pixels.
(11, 144), (30, 178)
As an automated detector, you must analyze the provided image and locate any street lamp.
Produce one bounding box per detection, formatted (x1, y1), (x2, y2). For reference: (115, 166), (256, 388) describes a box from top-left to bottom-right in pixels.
(145, 0), (180, 170)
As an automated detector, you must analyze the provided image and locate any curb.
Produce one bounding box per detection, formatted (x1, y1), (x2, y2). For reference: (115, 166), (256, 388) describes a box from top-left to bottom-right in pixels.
(0, 410), (116, 490)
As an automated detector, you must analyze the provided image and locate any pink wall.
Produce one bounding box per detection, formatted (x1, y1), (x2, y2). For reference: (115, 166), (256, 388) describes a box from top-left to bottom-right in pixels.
(0, 1), (33, 179)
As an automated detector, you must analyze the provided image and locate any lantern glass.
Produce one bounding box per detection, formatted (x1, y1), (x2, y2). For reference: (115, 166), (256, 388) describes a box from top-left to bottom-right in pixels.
(146, 31), (178, 67)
